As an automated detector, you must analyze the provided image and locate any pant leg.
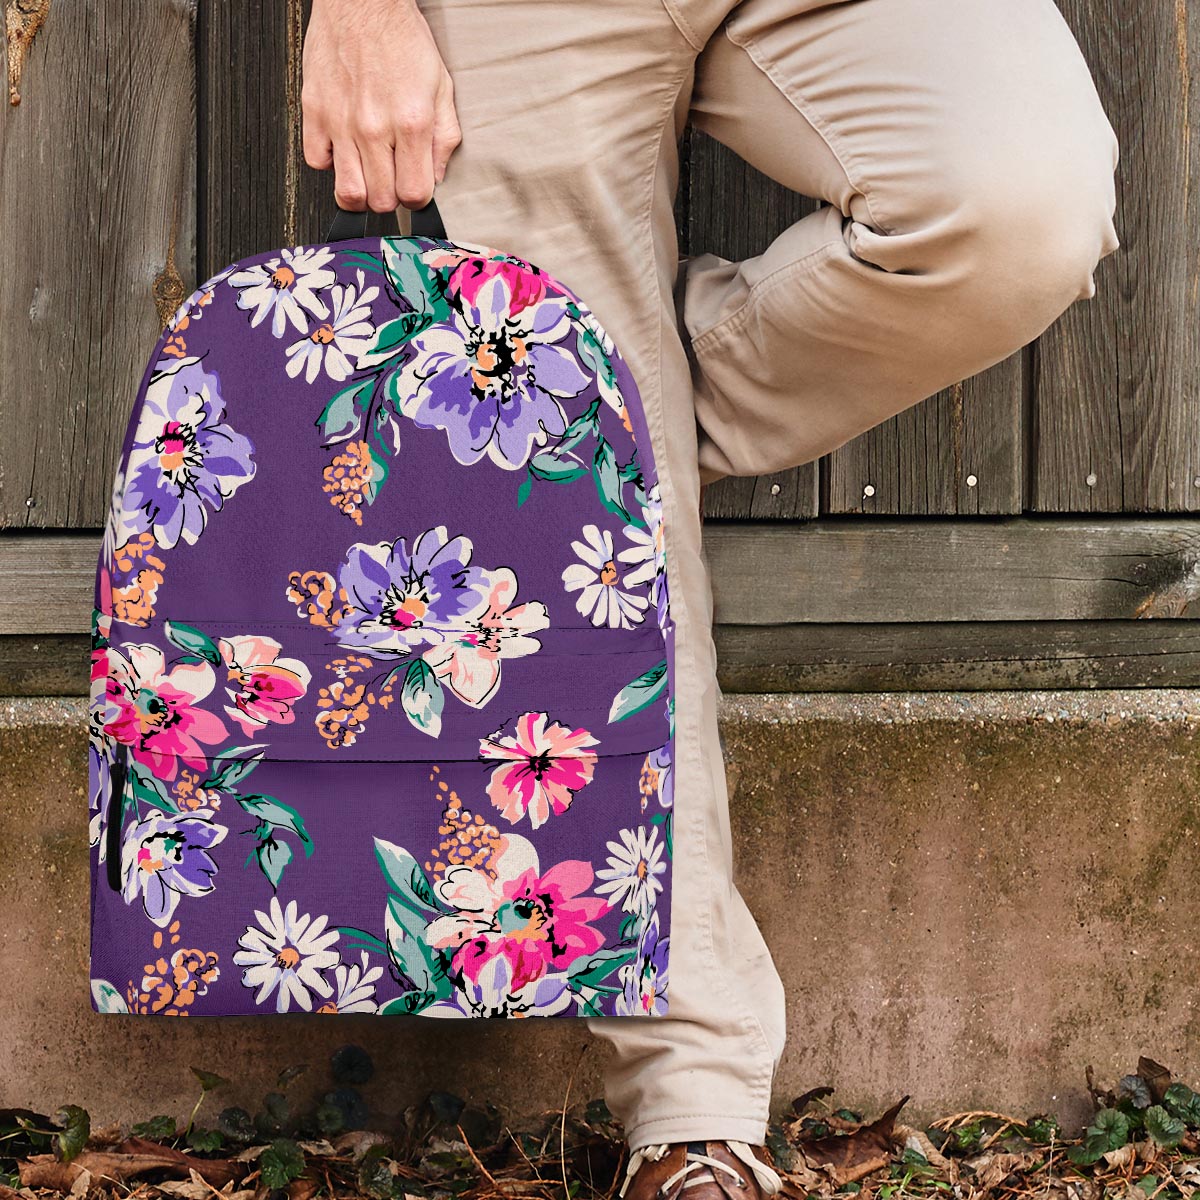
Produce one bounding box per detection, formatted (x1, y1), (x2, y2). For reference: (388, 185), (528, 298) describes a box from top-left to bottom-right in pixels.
(416, 0), (788, 1150)
(682, 0), (1122, 486)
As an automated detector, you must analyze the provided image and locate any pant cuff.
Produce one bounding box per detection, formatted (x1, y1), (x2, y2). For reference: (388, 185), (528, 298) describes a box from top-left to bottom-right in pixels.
(623, 1111), (770, 1153)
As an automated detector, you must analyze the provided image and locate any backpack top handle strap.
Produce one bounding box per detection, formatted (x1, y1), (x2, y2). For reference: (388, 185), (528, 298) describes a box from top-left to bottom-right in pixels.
(325, 195), (446, 243)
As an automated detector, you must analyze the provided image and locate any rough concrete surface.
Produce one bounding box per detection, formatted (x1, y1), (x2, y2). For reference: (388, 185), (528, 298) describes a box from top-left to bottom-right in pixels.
(4, 691), (1200, 1133)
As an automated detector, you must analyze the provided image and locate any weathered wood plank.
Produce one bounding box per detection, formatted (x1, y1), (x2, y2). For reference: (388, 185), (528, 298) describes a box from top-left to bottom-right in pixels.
(0, 635), (90, 696)
(199, 0), (397, 279)
(685, 131), (820, 520)
(703, 518), (1200, 624)
(715, 620), (1200, 692)
(8, 519), (1200, 634)
(1033, 0), (1199, 512)
(0, 0), (197, 530)
(824, 352), (1025, 516)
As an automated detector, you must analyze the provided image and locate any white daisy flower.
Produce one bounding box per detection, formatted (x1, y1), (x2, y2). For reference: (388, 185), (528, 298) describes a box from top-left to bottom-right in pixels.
(561, 523), (649, 630)
(285, 269), (379, 384)
(617, 483), (668, 621)
(595, 825), (666, 920)
(233, 895), (340, 1013)
(321, 950), (383, 1013)
(228, 245), (336, 339)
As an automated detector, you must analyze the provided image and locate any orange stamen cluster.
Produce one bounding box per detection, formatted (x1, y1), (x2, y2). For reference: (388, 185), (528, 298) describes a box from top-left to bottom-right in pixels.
(322, 439), (378, 526)
(286, 569), (350, 628)
(424, 765), (504, 879)
(127, 922), (219, 1015)
(314, 653), (400, 748)
(638, 753), (661, 814)
(111, 533), (166, 626)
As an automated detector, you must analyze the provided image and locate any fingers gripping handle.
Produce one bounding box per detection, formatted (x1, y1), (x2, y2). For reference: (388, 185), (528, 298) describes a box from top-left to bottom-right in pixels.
(325, 196), (446, 243)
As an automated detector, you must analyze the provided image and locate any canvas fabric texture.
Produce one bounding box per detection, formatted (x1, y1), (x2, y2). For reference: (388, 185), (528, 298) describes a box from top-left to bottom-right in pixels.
(89, 235), (678, 1020)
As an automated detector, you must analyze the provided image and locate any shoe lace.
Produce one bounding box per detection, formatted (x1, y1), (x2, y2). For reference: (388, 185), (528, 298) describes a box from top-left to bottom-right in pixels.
(618, 1141), (783, 1199)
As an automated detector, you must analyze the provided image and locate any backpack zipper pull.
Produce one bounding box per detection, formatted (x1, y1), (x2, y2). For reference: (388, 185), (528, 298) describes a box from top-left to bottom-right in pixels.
(105, 744), (128, 892)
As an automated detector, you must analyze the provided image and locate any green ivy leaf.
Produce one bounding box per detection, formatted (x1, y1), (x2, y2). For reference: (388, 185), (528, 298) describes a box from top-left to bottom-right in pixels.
(400, 658), (444, 737)
(53, 1106), (90, 1164)
(259, 1138), (306, 1189)
(187, 1127), (224, 1153)
(164, 620), (221, 665)
(132, 1115), (177, 1140)
(190, 1066), (229, 1093)
(608, 659), (668, 724)
(1163, 1082), (1200, 1126)
(1145, 1105), (1186, 1148)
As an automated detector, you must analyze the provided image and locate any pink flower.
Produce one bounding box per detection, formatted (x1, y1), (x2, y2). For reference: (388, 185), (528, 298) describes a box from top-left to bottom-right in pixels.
(420, 568), (548, 708)
(479, 711), (599, 828)
(425, 836), (607, 991)
(219, 634), (312, 736)
(106, 644), (228, 779)
(447, 257), (547, 316)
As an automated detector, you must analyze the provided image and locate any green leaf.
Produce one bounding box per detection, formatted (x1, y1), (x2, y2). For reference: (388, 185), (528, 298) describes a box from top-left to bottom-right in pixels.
(164, 620), (221, 665)
(217, 1106), (255, 1145)
(517, 471), (533, 508)
(357, 312), (434, 370)
(1069, 1107), (1131, 1164)
(256, 837), (294, 888)
(377, 990), (438, 1016)
(52, 1106), (90, 1164)
(132, 1115), (177, 1140)
(591, 438), (632, 522)
(316, 377), (374, 444)
(567, 946), (636, 990)
(203, 745), (269, 792)
(186, 1127), (224, 1153)
(259, 1138), (306, 1189)
(373, 839), (441, 913)
(1145, 1105), (1186, 1148)
(382, 241), (449, 321)
(1163, 1082), (1200, 1126)
(608, 659), (668, 724)
(238, 795), (313, 851)
(529, 448), (589, 483)
(358, 1145), (397, 1199)
(400, 658), (444, 737)
(130, 762), (175, 813)
(1119, 1074), (1154, 1110)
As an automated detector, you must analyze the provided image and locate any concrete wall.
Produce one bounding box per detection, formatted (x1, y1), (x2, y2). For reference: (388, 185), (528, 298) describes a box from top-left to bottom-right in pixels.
(4, 691), (1200, 1132)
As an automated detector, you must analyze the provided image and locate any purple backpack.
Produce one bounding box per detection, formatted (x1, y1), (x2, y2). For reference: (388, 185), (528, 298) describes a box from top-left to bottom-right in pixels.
(88, 202), (675, 1019)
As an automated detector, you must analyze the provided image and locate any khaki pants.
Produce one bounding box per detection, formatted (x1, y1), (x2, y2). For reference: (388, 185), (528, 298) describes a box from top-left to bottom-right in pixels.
(419, 0), (1120, 1149)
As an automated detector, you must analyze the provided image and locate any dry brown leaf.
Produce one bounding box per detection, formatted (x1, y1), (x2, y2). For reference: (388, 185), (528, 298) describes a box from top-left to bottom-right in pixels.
(800, 1098), (909, 1186)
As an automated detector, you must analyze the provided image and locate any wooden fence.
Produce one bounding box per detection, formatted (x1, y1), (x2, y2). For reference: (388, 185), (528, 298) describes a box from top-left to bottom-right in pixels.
(0, 0), (1196, 694)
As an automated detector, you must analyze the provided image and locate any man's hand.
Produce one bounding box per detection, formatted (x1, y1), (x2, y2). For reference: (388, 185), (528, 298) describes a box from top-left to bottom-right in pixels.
(301, 0), (462, 212)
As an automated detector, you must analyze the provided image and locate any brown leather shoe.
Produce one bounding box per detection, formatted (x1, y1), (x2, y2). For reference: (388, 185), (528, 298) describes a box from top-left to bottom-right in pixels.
(618, 1140), (785, 1200)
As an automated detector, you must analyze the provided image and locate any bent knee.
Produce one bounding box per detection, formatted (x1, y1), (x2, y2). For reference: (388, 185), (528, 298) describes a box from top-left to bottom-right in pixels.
(851, 133), (1120, 349)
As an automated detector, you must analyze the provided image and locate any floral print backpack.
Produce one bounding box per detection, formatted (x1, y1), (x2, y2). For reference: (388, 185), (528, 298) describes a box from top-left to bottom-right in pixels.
(87, 201), (675, 1019)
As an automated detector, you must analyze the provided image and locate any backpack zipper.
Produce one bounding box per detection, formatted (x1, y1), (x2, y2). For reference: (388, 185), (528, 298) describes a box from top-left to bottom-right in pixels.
(105, 743), (128, 892)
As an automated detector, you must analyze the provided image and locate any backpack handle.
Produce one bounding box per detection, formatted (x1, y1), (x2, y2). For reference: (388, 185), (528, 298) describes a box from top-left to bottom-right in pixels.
(325, 195), (446, 242)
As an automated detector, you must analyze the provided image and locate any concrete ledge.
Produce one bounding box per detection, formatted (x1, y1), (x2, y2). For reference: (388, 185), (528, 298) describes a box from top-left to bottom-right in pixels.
(4, 692), (1200, 1130)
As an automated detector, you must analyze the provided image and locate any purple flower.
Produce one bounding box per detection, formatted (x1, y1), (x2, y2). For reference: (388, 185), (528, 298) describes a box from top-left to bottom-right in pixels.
(121, 809), (227, 927)
(333, 525), (493, 658)
(122, 356), (256, 548)
(388, 274), (590, 469)
(616, 908), (669, 1016)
